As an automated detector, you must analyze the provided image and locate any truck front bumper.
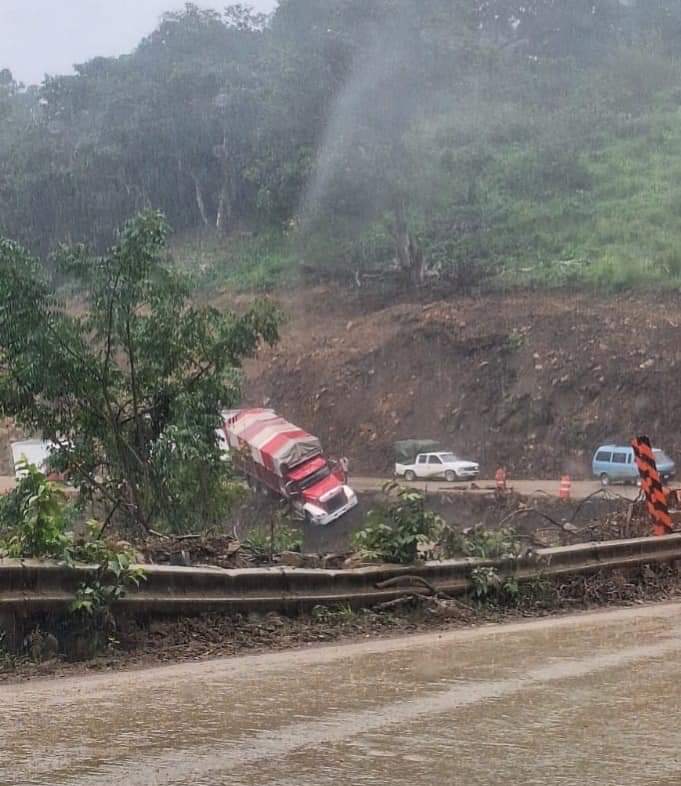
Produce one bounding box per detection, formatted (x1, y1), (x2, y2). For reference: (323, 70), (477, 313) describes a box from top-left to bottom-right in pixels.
(310, 490), (359, 526)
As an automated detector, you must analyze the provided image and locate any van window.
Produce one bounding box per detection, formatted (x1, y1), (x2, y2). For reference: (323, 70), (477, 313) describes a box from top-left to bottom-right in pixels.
(595, 451), (612, 462)
(612, 452), (627, 464)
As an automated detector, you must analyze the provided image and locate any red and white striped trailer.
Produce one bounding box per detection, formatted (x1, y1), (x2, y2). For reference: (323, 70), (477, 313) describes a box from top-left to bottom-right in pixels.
(222, 409), (357, 525)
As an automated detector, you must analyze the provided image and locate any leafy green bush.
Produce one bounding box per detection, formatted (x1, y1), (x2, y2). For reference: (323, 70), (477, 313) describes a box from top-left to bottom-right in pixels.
(439, 525), (522, 561)
(352, 484), (443, 564)
(0, 464), (145, 654)
(243, 521), (302, 562)
(470, 566), (519, 602)
(0, 461), (74, 559)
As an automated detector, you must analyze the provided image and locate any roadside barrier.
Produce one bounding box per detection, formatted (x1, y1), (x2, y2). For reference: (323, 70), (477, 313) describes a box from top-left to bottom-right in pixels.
(3, 533), (681, 642)
(559, 475), (572, 500)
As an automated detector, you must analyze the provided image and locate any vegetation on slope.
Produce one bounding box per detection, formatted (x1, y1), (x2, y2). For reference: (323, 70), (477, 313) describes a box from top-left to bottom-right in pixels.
(3, 2), (681, 292)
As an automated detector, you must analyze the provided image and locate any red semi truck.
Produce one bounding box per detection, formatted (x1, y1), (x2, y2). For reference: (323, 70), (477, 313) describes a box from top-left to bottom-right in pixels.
(222, 409), (358, 526)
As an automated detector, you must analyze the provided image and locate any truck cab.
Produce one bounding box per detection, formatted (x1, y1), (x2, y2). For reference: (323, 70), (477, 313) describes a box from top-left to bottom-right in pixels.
(285, 456), (357, 525)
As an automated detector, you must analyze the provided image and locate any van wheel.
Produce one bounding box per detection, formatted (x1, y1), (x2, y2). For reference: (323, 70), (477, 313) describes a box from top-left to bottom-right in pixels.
(404, 470), (416, 482)
(600, 473), (610, 487)
(445, 470), (456, 483)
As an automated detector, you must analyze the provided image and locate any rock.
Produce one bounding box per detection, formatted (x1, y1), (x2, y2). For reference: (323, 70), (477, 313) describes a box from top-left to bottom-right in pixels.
(278, 551), (306, 568)
(264, 612), (286, 627)
(640, 359), (655, 370)
(321, 553), (349, 569)
(43, 633), (59, 659)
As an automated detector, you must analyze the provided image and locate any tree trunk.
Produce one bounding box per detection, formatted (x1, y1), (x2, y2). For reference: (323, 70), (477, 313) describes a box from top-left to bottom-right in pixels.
(190, 171), (210, 227)
(215, 133), (232, 234)
(391, 200), (425, 287)
(216, 181), (231, 233)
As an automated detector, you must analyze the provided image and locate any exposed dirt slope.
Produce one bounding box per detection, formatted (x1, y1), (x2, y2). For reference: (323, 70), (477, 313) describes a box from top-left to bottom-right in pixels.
(245, 287), (681, 478)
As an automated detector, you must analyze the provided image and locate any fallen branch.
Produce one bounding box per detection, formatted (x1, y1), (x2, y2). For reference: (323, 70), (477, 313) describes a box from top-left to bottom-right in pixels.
(376, 574), (447, 598)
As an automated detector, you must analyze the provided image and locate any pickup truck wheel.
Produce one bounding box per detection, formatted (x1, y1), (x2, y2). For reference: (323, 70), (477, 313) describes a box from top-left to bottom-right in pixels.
(404, 470), (416, 482)
(444, 470), (456, 483)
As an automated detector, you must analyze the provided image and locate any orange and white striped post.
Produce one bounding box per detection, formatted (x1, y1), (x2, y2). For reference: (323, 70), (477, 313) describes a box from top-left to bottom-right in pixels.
(495, 467), (507, 493)
(559, 475), (571, 500)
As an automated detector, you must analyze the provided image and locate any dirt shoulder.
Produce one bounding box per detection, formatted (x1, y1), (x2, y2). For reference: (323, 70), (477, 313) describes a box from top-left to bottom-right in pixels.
(243, 286), (681, 478)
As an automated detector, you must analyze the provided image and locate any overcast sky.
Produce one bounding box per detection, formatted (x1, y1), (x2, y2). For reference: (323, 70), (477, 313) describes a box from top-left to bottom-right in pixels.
(1, 0), (278, 85)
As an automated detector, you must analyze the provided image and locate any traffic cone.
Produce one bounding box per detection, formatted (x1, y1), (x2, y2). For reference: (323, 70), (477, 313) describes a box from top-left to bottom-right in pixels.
(559, 475), (571, 500)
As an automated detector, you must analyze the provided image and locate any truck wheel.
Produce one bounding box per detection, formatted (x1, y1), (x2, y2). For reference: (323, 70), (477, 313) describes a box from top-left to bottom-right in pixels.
(600, 473), (610, 487)
(445, 470), (456, 483)
(404, 470), (416, 482)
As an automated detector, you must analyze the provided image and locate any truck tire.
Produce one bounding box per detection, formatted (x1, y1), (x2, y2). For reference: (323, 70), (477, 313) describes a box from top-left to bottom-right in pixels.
(445, 470), (456, 483)
(404, 470), (416, 482)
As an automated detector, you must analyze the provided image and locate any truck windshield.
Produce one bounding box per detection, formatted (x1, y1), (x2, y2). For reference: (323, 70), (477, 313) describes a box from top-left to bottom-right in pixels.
(297, 464), (331, 490)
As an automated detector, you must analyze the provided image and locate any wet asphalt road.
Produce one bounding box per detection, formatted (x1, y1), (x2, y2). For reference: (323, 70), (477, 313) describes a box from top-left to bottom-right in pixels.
(5, 602), (681, 785)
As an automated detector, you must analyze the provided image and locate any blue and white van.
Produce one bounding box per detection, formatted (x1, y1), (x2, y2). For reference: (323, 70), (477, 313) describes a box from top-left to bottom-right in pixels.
(592, 444), (675, 486)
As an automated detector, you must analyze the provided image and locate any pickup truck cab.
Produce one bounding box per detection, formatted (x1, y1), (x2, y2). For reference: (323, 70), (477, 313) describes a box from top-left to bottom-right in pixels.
(396, 452), (480, 483)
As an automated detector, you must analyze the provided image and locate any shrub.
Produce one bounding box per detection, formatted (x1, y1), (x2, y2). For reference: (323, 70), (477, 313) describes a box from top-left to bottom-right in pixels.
(243, 519), (302, 562)
(439, 525), (522, 560)
(352, 483), (443, 564)
(0, 461), (74, 559)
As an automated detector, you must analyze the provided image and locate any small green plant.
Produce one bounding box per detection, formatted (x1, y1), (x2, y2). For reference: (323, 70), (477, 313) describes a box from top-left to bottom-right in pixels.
(519, 574), (556, 606)
(471, 566), (502, 600)
(243, 522), (302, 562)
(311, 603), (356, 623)
(440, 525), (522, 560)
(352, 483), (443, 564)
(0, 461), (74, 559)
(470, 566), (520, 603)
(503, 330), (526, 353)
(70, 523), (145, 617)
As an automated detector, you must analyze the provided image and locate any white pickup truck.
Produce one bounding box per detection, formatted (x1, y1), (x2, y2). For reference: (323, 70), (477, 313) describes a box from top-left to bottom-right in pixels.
(395, 451), (480, 483)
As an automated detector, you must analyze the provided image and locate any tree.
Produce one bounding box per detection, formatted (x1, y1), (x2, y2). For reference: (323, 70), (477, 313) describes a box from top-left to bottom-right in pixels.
(0, 210), (279, 532)
(298, 0), (478, 284)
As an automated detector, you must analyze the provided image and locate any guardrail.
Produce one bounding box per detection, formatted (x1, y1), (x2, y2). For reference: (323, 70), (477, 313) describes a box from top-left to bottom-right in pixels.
(2, 533), (681, 627)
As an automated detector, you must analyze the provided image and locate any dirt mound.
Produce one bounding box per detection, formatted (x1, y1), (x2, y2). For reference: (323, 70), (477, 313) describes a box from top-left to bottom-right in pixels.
(245, 287), (681, 478)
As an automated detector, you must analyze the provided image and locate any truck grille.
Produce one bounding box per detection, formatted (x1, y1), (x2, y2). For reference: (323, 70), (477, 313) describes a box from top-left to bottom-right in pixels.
(325, 491), (347, 513)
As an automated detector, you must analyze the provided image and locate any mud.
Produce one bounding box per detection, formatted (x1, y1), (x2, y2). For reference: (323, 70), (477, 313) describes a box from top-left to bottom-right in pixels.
(245, 287), (681, 478)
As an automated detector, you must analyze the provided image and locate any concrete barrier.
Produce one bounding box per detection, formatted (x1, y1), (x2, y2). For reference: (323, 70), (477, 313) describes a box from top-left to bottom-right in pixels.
(2, 533), (681, 646)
